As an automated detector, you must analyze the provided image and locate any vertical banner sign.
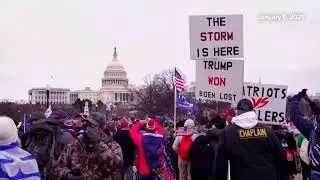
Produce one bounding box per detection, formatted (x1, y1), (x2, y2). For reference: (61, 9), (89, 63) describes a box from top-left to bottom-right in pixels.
(189, 15), (244, 60)
(196, 59), (244, 104)
(243, 82), (288, 125)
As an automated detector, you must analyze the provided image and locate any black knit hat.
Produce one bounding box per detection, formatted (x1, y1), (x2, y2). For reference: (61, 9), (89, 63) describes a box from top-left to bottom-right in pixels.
(236, 99), (254, 112)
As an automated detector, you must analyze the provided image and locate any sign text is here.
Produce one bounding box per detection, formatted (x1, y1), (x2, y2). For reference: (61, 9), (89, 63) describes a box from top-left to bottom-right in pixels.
(189, 15), (244, 60)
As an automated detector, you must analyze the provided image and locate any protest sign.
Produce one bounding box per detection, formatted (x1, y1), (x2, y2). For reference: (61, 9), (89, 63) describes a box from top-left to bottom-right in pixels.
(189, 15), (243, 60)
(243, 82), (288, 125)
(196, 59), (244, 104)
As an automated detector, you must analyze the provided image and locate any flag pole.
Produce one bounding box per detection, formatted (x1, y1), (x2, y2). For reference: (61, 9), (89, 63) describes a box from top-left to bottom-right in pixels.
(174, 68), (177, 131)
(23, 114), (26, 133)
(259, 76), (261, 84)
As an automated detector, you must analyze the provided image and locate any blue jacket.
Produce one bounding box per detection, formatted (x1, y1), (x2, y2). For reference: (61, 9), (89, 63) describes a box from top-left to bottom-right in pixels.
(290, 93), (320, 172)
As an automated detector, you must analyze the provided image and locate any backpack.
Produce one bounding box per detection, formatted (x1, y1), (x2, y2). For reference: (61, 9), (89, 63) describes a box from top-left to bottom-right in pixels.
(178, 135), (193, 160)
(24, 118), (63, 179)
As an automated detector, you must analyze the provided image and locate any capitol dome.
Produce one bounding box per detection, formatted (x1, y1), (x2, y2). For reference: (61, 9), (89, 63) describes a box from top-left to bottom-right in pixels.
(102, 47), (129, 89)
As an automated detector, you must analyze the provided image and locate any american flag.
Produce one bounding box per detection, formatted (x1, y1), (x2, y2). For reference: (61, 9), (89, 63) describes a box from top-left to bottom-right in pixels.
(175, 69), (184, 92)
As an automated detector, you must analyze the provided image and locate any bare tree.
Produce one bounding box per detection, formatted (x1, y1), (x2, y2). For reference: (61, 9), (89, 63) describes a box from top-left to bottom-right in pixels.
(129, 69), (175, 116)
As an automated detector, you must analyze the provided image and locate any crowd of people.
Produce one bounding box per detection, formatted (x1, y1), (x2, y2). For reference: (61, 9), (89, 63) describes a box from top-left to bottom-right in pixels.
(0, 89), (320, 179)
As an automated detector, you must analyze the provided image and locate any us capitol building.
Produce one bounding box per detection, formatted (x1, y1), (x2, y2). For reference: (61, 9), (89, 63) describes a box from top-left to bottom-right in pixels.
(28, 47), (133, 105)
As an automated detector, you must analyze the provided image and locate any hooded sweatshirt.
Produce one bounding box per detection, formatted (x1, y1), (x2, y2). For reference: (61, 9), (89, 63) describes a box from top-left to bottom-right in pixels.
(232, 111), (258, 129)
(215, 111), (288, 180)
(0, 116), (41, 179)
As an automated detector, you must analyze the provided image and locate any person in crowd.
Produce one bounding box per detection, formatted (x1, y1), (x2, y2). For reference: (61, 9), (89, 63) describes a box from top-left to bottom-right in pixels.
(188, 119), (212, 180)
(207, 114), (227, 179)
(54, 112), (123, 180)
(21, 116), (39, 149)
(221, 106), (235, 126)
(130, 118), (175, 179)
(215, 99), (288, 180)
(49, 110), (74, 147)
(113, 121), (122, 136)
(131, 116), (137, 124)
(167, 126), (180, 179)
(16, 120), (24, 143)
(172, 119), (198, 180)
(0, 116), (41, 179)
(74, 113), (86, 137)
(63, 118), (77, 138)
(102, 123), (124, 180)
(113, 119), (136, 180)
(298, 132), (311, 180)
(272, 125), (298, 179)
(177, 119), (187, 129)
(206, 110), (219, 129)
(290, 89), (320, 179)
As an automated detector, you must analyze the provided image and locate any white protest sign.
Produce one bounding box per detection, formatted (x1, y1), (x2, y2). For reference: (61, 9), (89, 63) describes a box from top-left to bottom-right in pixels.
(44, 105), (52, 118)
(196, 59), (244, 104)
(189, 15), (244, 60)
(243, 82), (288, 125)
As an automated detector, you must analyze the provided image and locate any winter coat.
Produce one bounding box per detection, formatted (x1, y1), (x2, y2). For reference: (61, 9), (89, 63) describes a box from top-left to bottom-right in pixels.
(54, 133), (123, 180)
(188, 134), (213, 180)
(207, 128), (224, 150)
(129, 121), (164, 176)
(290, 94), (320, 173)
(215, 111), (288, 180)
(274, 129), (297, 176)
(207, 127), (224, 179)
(60, 129), (74, 148)
(113, 130), (136, 167)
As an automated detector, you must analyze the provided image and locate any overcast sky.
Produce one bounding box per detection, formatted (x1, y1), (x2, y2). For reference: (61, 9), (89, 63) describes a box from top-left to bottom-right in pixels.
(0, 0), (319, 101)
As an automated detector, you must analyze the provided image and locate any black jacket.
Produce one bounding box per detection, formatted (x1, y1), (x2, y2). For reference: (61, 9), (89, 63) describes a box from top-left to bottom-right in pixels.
(215, 123), (288, 180)
(189, 134), (213, 180)
(274, 129), (297, 176)
(113, 130), (136, 167)
(207, 128), (224, 179)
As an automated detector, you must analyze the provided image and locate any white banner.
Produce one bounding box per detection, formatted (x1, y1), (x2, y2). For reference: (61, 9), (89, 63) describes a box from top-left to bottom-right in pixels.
(196, 59), (244, 104)
(243, 82), (288, 125)
(189, 15), (243, 60)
